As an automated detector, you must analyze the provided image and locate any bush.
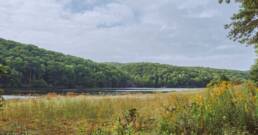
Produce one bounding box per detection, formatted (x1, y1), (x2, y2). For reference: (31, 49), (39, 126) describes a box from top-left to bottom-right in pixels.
(159, 81), (257, 134)
(207, 74), (230, 87)
(250, 60), (258, 86)
(0, 89), (4, 111)
(113, 108), (137, 135)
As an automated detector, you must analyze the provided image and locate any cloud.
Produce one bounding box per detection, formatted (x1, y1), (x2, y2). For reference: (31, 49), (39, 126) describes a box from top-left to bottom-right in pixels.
(0, 0), (255, 70)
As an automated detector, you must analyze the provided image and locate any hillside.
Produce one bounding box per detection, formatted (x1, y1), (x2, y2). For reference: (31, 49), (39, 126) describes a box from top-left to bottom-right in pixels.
(0, 39), (130, 89)
(0, 38), (249, 89)
(108, 63), (248, 87)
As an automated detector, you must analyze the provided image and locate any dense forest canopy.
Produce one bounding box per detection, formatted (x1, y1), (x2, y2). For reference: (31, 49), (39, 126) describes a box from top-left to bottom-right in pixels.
(0, 39), (130, 89)
(109, 63), (248, 88)
(0, 38), (249, 90)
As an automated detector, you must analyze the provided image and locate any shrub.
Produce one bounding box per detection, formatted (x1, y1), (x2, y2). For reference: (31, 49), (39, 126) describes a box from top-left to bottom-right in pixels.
(250, 60), (258, 86)
(0, 88), (4, 111)
(207, 74), (230, 87)
(159, 81), (257, 134)
(113, 108), (137, 135)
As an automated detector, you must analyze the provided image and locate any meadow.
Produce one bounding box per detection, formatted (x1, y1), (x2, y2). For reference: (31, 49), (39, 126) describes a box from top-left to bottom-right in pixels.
(0, 82), (257, 135)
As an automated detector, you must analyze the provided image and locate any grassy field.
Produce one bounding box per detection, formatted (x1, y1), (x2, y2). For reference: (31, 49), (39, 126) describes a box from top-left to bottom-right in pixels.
(0, 82), (257, 135)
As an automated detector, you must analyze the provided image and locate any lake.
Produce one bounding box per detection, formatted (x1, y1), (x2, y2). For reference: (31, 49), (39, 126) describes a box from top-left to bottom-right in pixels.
(3, 95), (37, 100)
(2, 88), (204, 100)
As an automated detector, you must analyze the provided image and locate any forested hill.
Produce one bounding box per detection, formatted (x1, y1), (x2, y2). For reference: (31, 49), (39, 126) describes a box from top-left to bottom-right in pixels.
(0, 38), (248, 89)
(107, 63), (248, 87)
(0, 39), (130, 89)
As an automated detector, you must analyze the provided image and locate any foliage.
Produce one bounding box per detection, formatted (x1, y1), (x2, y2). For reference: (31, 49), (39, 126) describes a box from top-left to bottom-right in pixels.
(0, 88), (3, 111)
(30, 79), (49, 88)
(0, 64), (7, 75)
(250, 59), (258, 86)
(0, 38), (130, 89)
(222, 0), (258, 46)
(111, 63), (248, 88)
(220, 0), (258, 85)
(0, 84), (256, 134)
(0, 38), (249, 90)
(158, 81), (257, 134)
(112, 108), (137, 135)
(0, 64), (7, 110)
(207, 74), (230, 87)
(250, 46), (258, 86)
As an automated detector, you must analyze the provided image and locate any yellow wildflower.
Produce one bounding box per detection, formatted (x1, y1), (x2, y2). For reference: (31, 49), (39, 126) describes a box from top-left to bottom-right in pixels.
(194, 94), (204, 106)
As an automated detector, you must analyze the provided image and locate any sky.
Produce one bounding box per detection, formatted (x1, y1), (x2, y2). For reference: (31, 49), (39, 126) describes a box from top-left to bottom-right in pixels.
(0, 0), (256, 70)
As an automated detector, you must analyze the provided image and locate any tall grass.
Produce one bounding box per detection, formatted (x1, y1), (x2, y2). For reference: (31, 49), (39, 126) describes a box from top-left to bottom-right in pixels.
(0, 82), (257, 134)
(159, 81), (257, 134)
(0, 93), (182, 134)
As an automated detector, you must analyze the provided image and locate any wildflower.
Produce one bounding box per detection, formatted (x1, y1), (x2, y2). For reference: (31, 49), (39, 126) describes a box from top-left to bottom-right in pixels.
(235, 92), (244, 102)
(210, 81), (233, 97)
(194, 95), (204, 106)
(251, 96), (256, 103)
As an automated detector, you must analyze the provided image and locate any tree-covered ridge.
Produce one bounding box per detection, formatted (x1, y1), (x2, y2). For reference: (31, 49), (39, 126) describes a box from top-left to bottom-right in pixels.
(109, 63), (248, 88)
(0, 38), (130, 88)
(0, 38), (248, 89)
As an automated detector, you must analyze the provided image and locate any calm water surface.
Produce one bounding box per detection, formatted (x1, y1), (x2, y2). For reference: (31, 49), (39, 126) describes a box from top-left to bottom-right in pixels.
(3, 95), (36, 100)
(3, 88), (203, 100)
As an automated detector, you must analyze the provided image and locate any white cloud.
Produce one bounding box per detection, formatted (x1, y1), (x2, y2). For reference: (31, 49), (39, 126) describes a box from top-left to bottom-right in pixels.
(0, 0), (255, 70)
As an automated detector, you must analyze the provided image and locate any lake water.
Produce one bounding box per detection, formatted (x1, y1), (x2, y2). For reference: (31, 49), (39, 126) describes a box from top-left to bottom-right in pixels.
(2, 88), (203, 100)
(111, 88), (203, 92)
(3, 95), (36, 100)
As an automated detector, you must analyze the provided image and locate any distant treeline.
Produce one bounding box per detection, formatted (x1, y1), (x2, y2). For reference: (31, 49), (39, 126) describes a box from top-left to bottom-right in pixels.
(0, 38), (249, 90)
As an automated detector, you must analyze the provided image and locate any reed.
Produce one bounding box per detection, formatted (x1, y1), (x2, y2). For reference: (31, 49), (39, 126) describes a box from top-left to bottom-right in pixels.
(0, 84), (256, 135)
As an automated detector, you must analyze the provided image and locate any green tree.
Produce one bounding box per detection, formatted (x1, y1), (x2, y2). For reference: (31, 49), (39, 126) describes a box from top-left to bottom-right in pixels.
(0, 64), (8, 74)
(221, 0), (258, 45)
(0, 64), (7, 110)
(207, 74), (230, 87)
(0, 38), (249, 90)
(0, 64), (8, 88)
(220, 0), (258, 85)
(250, 47), (258, 85)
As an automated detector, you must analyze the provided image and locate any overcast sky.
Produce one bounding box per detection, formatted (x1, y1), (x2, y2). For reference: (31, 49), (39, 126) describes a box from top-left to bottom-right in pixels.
(0, 0), (256, 70)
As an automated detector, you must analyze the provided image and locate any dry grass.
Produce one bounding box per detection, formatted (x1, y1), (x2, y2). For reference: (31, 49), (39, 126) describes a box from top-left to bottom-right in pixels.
(0, 84), (256, 135)
(0, 91), (202, 134)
